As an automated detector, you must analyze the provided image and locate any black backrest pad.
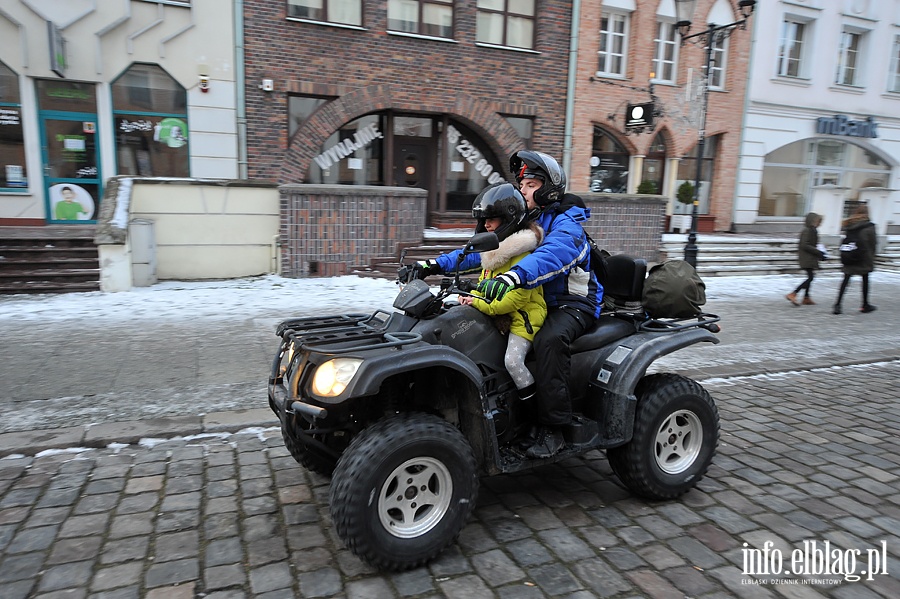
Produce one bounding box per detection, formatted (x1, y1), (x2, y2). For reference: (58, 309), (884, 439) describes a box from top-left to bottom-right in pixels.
(600, 254), (647, 302)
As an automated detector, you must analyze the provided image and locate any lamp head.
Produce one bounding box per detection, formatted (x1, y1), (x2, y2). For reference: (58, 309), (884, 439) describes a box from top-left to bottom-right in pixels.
(738, 0), (756, 19)
(674, 0), (698, 36)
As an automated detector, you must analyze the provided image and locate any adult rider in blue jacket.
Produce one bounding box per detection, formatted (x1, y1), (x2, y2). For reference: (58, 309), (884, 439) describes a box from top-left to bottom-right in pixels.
(414, 151), (604, 458)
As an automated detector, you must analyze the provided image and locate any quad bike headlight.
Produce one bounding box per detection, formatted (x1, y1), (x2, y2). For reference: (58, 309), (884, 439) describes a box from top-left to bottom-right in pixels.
(311, 358), (363, 397)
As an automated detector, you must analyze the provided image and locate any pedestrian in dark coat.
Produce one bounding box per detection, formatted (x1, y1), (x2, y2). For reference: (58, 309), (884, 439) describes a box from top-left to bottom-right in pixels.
(833, 204), (877, 314)
(786, 212), (825, 306)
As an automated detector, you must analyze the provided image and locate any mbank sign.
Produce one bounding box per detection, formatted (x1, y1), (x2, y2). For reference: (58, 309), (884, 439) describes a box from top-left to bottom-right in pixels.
(816, 115), (878, 139)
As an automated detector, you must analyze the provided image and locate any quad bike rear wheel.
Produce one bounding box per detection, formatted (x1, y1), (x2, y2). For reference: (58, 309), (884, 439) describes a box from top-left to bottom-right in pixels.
(607, 373), (719, 500)
(330, 412), (478, 571)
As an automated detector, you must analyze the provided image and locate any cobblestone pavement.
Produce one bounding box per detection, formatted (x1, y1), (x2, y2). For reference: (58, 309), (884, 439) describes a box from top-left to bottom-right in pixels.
(1, 272), (899, 598)
(1, 360), (898, 598)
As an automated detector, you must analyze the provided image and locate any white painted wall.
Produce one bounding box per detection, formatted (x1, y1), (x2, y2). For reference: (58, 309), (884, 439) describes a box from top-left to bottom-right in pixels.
(735, 0), (900, 228)
(0, 0), (239, 221)
(97, 179), (280, 291)
(129, 182), (279, 281)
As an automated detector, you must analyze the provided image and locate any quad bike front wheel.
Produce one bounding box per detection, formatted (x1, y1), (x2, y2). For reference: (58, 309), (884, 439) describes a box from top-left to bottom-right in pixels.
(607, 373), (719, 500)
(329, 412), (478, 571)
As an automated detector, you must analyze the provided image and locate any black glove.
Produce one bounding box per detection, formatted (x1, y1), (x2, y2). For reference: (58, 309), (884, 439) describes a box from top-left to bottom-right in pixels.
(478, 273), (516, 301)
(819, 251), (827, 261)
(398, 260), (440, 283)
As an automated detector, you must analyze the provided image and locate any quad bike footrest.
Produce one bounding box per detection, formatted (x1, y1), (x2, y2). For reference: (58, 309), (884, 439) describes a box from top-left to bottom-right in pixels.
(564, 415), (600, 446)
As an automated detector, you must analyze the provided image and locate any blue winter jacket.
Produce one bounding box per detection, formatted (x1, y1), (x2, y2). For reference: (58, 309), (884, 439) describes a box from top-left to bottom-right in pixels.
(436, 194), (604, 318)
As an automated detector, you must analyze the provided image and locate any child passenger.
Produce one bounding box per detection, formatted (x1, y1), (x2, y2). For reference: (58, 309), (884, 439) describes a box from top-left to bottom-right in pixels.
(458, 183), (546, 400)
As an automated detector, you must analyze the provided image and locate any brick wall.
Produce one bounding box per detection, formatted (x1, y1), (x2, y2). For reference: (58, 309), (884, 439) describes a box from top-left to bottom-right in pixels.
(582, 194), (667, 263)
(570, 0), (752, 232)
(243, 1), (574, 184)
(279, 185), (426, 277)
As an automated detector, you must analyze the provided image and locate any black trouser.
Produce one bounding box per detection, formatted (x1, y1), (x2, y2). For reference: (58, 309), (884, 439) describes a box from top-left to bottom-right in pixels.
(532, 306), (593, 427)
(836, 272), (870, 306)
(793, 268), (815, 296)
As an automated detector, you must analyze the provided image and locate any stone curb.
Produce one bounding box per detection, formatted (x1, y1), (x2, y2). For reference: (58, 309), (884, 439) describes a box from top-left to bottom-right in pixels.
(0, 408), (277, 458)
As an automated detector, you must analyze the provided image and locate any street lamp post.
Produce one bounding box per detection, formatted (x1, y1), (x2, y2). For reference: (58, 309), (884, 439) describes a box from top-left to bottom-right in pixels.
(674, 0), (756, 267)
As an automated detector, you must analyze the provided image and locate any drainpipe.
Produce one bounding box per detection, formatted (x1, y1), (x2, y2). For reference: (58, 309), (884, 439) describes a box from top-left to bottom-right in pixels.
(235, 0), (248, 179)
(731, 4), (758, 232)
(562, 0), (582, 184)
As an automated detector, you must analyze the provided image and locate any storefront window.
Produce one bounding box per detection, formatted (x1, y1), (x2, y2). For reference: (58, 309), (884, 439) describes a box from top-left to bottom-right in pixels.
(443, 120), (504, 211)
(590, 126), (628, 193)
(677, 135), (719, 214)
(504, 116), (532, 147)
(759, 166), (809, 217)
(289, 95), (329, 141)
(394, 116), (432, 137)
(640, 132), (667, 194)
(760, 138), (891, 216)
(0, 62), (27, 190)
(308, 114), (385, 185)
(111, 63), (189, 177)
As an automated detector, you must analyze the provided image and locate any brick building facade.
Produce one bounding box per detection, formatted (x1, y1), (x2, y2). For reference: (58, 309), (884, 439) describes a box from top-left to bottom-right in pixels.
(569, 0), (752, 232)
(243, 1), (575, 227)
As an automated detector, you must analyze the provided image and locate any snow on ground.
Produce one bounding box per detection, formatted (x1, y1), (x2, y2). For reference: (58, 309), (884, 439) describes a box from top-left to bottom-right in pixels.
(0, 271), (897, 324)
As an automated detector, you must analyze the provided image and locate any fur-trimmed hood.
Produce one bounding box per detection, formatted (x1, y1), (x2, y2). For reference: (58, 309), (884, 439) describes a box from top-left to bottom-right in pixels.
(480, 224), (544, 272)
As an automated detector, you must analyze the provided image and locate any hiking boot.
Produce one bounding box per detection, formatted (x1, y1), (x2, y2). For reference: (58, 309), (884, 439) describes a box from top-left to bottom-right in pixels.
(861, 304), (877, 313)
(526, 426), (565, 458)
(802, 296), (816, 305)
(833, 304), (842, 315)
(786, 293), (799, 306)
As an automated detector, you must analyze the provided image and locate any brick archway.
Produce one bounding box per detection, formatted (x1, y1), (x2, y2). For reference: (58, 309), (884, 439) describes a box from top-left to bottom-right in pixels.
(282, 85), (527, 182)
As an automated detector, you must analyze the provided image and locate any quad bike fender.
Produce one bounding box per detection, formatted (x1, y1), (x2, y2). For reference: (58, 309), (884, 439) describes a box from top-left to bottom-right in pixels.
(330, 344), (484, 400)
(587, 327), (719, 447)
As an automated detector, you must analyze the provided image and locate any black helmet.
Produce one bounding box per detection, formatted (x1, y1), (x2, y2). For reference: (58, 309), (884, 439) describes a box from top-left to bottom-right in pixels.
(472, 183), (528, 242)
(510, 150), (567, 206)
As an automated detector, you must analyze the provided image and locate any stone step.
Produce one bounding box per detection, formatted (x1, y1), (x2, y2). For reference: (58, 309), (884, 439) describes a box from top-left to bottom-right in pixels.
(0, 226), (100, 294)
(0, 279), (101, 294)
(0, 256), (100, 272)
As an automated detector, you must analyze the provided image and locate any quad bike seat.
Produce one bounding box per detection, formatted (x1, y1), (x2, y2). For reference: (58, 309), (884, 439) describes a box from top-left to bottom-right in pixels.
(571, 254), (648, 354)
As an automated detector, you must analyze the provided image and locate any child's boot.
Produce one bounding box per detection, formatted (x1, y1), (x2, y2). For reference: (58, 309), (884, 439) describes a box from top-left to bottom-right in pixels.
(802, 296), (816, 305)
(518, 383), (536, 401)
(786, 292), (799, 306)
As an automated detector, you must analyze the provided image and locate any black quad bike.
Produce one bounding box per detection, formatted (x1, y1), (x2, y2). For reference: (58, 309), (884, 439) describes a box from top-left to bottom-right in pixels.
(267, 232), (721, 571)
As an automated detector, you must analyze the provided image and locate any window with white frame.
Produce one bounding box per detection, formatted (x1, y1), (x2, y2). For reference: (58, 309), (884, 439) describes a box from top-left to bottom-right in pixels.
(388, 0), (453, 38)
(708, 32), (728, 89)
(598, 11), (628, 77)
(652, 21), (678, 83)
(777, 19), (807, 78)
(891, 35), (900, 93)
(835, 28), (864, 87)
(476, 0), (535, 50)
(287, 0), (362, 27)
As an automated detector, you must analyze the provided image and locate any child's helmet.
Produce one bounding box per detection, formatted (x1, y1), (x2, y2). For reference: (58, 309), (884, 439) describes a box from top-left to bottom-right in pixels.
(472, 183), (528, 242)
(509, 150), (567, 206)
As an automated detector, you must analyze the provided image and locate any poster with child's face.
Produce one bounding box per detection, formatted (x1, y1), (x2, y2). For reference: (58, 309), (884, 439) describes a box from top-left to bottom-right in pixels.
(50, 183), (95, 221)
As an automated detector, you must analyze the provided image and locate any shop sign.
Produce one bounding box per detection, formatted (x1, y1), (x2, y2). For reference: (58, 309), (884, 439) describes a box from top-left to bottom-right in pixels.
(446, 125), (504, 185)
(816, 115), (878, 139)
(313, 122), (383, 169)
(0, 108), (20, 126)
(47, 21), (67, 78)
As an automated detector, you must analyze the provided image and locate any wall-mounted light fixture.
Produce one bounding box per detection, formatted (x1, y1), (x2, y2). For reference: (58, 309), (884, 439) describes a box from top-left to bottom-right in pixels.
(198, 64), (210, 93)
(260, 79), (274, 92)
